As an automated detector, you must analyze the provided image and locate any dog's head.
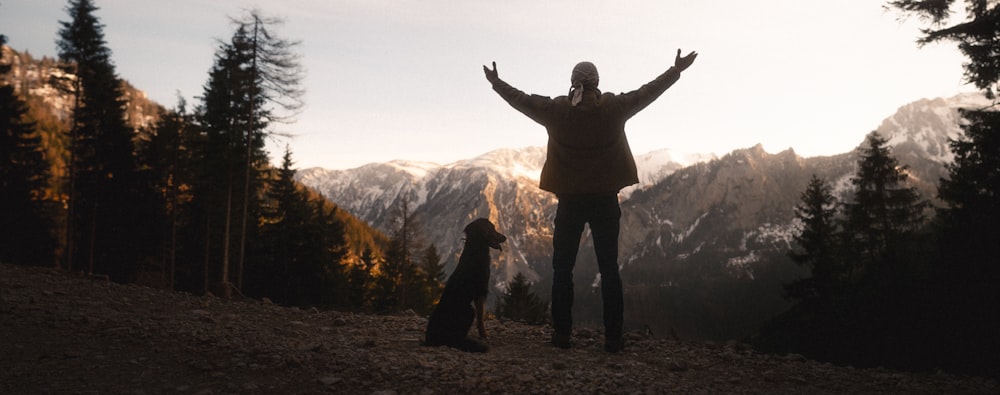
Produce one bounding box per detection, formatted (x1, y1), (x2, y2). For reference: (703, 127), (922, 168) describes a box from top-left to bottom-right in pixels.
(464, 218), (507, 251)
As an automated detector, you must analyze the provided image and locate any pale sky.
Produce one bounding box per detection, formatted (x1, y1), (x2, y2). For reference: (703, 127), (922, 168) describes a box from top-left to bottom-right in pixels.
(0, 0), (973, 170)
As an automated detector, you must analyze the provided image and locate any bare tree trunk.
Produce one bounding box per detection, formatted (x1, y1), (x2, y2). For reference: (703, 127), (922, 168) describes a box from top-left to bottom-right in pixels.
(87, 202), (97, 275)
(221, 183), (233, 298)
(203, 217), (210, 294)
(237, 16), (261, 293)
(64, 69), (80, 272)
(169, 188), (177, 289)
(65, 137), (75, 271)
(237, 130), (250, 292)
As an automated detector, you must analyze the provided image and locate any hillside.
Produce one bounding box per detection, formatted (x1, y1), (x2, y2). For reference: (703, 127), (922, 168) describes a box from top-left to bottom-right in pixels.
(1, 263), (995, 394)
(1, 44), (388, 271)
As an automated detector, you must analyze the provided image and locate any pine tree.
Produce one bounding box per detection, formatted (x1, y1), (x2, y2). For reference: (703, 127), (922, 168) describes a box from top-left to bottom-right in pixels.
(409, 244), (445, 315)
(0, 34), (56, 266)
(933, 108), (1000, 370)
(842, 132), (927, 280)
(891, 0), (1000, 375)
(372, 230), (412, 312)
(347, 248), (379, 311)
(889, 0), (1000, 98)
(310, 197), (350, 306)
(228, 10), (304, 292)
(57, 0), (156, 280)
(421, 244), (446, 295)
(255, 148), (312, 304)
(252, 148), (347, 306)
(496, 272), (548, 324)
(191, 25), (258, 296)
(140, 99), (196, 289)
(937, 109), (1000, 279)
(785, 175), (839, 302)
(254, 148), (305, 303)
(189, 11), (304, 296)
(371, 198), (424, 312)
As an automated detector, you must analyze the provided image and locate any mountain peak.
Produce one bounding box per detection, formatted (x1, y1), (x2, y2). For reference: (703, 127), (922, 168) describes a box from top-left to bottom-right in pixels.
(449, 146), (546, 181)
(876, 92), (992, 164)
(384, 160), (441, 178)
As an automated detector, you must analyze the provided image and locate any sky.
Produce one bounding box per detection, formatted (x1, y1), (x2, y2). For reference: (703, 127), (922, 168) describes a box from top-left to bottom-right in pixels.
(0, 0), (974, 170)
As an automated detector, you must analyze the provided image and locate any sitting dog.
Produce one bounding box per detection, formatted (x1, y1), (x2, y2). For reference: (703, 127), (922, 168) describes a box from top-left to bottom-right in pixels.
(424, 218), (506, 352)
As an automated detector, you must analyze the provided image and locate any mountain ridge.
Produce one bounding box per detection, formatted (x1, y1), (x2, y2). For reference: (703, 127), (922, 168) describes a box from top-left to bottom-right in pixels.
(297, 92), (988, 340)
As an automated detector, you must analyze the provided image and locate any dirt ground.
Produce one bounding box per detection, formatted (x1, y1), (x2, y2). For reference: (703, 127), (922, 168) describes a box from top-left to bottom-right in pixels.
(1, 263), (997, 394)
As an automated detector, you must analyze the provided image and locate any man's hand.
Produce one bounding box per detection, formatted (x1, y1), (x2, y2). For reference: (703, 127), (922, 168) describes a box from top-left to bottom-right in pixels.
(483, 61), (499, 84)
(674, 49), (698, 72)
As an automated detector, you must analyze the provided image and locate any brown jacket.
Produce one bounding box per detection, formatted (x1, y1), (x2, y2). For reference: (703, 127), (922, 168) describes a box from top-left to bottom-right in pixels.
(490, 67), (683, 194)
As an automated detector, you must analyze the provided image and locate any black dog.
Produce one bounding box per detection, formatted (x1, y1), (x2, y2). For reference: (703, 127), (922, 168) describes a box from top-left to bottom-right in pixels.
(424, 218), (506, 352)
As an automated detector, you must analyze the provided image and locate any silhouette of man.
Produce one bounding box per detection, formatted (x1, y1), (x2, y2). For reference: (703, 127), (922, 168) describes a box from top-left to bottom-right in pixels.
(483, 49), (697, 352)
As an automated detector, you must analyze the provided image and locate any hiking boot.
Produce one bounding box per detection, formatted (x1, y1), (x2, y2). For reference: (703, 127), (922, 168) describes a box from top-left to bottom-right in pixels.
(604, 337), (625, 353)
(551, 333), (572, 349)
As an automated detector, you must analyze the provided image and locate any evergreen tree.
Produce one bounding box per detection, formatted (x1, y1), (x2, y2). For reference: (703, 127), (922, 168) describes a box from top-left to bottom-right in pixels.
(936, 107), (1000, 267)
(933, 108), (1000, 373)
(253, 148), (305, 303)
(188, 11), (303, 296)
(372, 230), (412, 312)
(936, 107), (1000, 285)
(140, 99), (196, 289)
(421, 244), (446, 295)
(889, 0), (1000, 98)
(310, 197), (350, 306)
(889, 1), (1000, 376)
(785, 175), (839, 302)
(228, 10), (304, 292)
(252, 148), (347, 306)
(409, 244), (445, 315)
(347, 248), (379, 311)
(191, 24), (259, 296)
(371, 199), (424, 312)
(0, 34), (55, 266)
(842, 132), (927, 280)
(496, 272), (548, 324)
(57, 0), (156, 280)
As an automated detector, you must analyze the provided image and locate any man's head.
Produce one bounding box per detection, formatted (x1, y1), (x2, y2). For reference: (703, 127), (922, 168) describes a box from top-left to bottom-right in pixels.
(570, 61), (599, 106)
(571, 61), (599, 90)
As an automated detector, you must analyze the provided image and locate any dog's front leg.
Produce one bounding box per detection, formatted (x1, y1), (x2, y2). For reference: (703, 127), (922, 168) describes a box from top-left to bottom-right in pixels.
(474, 296), (488, 339)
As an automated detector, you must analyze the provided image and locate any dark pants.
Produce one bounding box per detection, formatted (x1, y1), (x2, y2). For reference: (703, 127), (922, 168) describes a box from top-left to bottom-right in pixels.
(550, 193), (623, 340)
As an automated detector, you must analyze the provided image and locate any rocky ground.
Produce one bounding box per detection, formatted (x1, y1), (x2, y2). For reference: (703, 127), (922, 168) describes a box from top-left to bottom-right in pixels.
(1, 263), (997, 394)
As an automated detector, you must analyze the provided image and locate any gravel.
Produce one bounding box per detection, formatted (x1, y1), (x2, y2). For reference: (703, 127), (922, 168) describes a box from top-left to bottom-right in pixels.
(1, 263), (996, 394)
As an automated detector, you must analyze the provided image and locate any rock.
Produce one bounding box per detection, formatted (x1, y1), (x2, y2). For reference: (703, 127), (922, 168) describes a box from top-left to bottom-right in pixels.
(667, 359), (689, 372)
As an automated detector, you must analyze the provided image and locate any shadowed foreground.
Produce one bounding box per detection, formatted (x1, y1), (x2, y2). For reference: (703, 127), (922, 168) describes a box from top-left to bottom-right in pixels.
(0, 263), (995, 394)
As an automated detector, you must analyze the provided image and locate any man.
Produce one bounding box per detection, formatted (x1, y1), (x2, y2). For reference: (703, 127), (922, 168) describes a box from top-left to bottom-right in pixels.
(483, 49), (697, 352)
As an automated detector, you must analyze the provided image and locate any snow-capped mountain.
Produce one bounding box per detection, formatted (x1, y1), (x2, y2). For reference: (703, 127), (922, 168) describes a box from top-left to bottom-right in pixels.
(297, 146), (712, 287)
(872, 93), (993, 188)
(298, 93), (988, 341)
(614, 93), (988, 339)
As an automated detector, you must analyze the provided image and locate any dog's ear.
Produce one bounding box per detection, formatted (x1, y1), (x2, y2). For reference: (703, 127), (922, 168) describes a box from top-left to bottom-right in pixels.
(465, 218), (497, 240)
(464, 218), (485, 239)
